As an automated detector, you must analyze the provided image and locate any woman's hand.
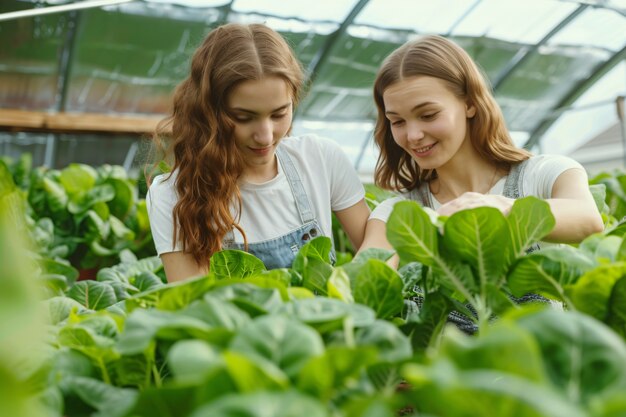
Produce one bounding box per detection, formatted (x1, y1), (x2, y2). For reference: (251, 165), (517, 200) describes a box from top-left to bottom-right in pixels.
(161, 251), (208, 283)
(437, 192), (515, 217)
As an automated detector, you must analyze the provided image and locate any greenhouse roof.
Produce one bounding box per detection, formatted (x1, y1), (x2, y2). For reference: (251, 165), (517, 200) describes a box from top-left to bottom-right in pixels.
(1, 0), (625, 177)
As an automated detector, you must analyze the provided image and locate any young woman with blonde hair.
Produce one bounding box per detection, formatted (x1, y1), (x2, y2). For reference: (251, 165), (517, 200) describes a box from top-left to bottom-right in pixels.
(147, 23), (370, 282)
(361, 34), (603, 255)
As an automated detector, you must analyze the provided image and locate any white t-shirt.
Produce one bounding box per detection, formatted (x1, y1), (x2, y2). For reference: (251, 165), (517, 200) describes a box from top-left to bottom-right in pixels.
(370, 154), (585, 222)
(147, 134), (365, 255)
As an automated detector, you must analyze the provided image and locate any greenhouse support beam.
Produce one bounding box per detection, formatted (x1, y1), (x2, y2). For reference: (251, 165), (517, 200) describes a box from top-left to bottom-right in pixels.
(305, 0), (370, 83)
(617, 96), (626, 168)
(492, 4), (588, 91)
(0, 0), (134, 22)
(0, 109), (163, 135)
(524, 44), (626, 150)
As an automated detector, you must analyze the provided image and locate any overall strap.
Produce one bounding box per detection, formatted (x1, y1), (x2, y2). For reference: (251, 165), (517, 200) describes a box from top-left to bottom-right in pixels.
(407, 182), (434, 208)
(276, 145), (315, 224)
(502, 159), (530, 199)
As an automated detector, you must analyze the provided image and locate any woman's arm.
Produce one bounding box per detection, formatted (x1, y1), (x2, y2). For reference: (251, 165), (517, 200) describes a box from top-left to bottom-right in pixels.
(160, 251), (208, 283)
(333, 199), (371, 250)
(437, 168), (604, 243)
(357, 218), (399, 268)
(544, 168), (604, 243)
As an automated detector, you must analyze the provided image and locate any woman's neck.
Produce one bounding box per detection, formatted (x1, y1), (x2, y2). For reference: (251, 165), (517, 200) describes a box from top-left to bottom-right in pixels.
(241, 155), (279, 184)
(430, 155), (502, 203)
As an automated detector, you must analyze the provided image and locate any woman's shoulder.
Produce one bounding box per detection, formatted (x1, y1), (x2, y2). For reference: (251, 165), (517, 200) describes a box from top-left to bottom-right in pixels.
(521, 154), (583, 172)
(147, 171), (178, 201)
(280, 134), (340, 154)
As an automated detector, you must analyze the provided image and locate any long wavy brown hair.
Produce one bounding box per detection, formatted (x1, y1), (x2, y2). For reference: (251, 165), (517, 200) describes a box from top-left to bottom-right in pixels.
(373, 35), (531, 192)
(149, 23), (304, 267)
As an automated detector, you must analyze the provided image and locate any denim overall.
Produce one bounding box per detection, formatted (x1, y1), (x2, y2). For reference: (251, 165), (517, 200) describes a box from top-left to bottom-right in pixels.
(408, 159), (529, 210)
(223, 145), (336, 270)
(408, 159), (548, 334)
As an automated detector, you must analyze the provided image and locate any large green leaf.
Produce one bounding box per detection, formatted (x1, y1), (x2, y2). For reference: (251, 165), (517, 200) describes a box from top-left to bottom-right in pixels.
(352, 259), (404, 319)
(0, 160), (16, 196)
(275, 297), (376, 334)
(209, 282), (285, 316)
(401, 292), (453, 351)
(167, 339), (220, 381)
(50, 349), (97, 387)
(68, 184), (115, 214)
(128, 370), (236, 417)
(66, 281), (117, 310)
(210, 250), (266, 280)
(132, 271), (165, 293)
(439, 321), (546, 382)
(298, 346), (379, 400)
(589, 183), (609, 215)
(43, 296), (89, 325)
(387, 201), (475, 301)
(106, 178), (135, 219)
(183, 295), (250, 331)
(293, 236), (333, 264)
(189, 390), (327, 417)
(340, 395), (396, 417)
(607, 277), (626, 338)
(126, 384), (199, 417)
(507, 197), (555, 258)
(515, 309), (626, 406)
(386, 201), (438, 266)
(404, 361), (587, 417)
(109, 215), (134, 240)
(508, 246), (596, 301)
(83, 210), (110, 241)
(327, 267), (354, 303)
(355, 320), (412, 363)
(123, 275), (214, 312)
(229, 315), (324, 379)
(116, 309), (214, 355)
(59, 164), (97, 195)
(351, 247), (396, 264)
(567, 262), (626, 321)
(578, 234), (622, 262)
(443, 207), (511, 287)
(58, 325), (119, 365)
(39, 258), (79, 285)
(292, 237), (334, 295)
(42, 177), (68, 214)
(222, 351), (289, 392)
(62, 375), (137, 417)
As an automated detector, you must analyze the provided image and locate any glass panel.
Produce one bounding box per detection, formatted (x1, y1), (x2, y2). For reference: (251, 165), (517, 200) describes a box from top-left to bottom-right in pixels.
(232, 0), (360, 23)
(54, 134), (137, 168)
(452, 0), (578, 44)
(280, 31), (330, 69)
(549, 7), (626, 51)
(0, 0), (68, 111)
(576, 0), (626, 12)
(0, 132), (48, 167)
(541, 61), (626, 156)
(495, 45), (605, 132)
(64, 6), (220, 114)
(355, 0), (476, 34)
(608, 0), (626, 9)
(145, 0), (229, 6)
(230, 14), (338, 35)
(455, 37), (520, 83)
(116, 1), (224, 21)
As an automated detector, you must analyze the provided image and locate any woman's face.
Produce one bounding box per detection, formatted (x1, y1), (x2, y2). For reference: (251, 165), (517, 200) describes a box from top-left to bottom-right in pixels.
(227, 76), (293, 171)
(383, 75), (476, 171)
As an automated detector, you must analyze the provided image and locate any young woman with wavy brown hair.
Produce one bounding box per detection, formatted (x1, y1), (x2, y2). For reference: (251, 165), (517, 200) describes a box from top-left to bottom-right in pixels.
(360, 35), (603, 256)
(147, 23), (370, 282)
